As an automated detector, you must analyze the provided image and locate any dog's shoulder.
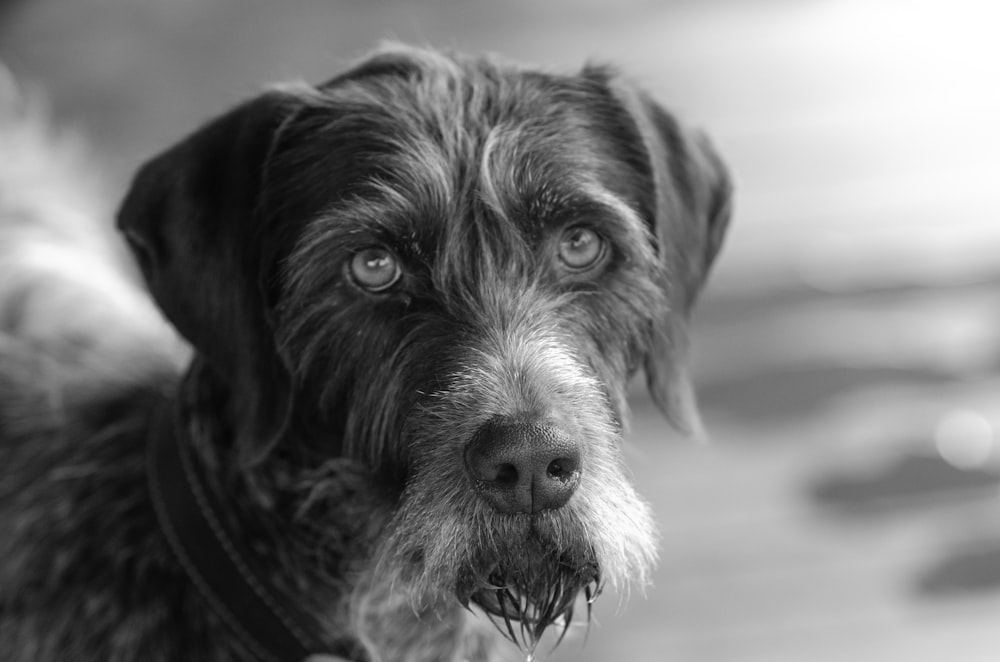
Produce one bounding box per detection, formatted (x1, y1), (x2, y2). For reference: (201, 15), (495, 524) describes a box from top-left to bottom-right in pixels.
(0, 337), (203, 661)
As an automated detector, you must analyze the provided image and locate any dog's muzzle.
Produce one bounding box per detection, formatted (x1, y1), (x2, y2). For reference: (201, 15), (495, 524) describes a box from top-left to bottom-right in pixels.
(464, 418), (582, 514)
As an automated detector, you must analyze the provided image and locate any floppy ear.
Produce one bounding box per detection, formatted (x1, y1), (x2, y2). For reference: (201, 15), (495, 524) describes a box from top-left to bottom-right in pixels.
(594, 71), (733, 435)
(117, 86), (314, 464)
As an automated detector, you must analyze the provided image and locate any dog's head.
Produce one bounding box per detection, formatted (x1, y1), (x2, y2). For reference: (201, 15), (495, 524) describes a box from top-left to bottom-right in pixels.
(119, 46), (731, 650)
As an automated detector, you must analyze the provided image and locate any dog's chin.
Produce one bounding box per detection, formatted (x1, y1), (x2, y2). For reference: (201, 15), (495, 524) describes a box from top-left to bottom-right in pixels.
(459, 556), (601, 650)
(452, 526), (602, 650)
(373, 499), (607, 649)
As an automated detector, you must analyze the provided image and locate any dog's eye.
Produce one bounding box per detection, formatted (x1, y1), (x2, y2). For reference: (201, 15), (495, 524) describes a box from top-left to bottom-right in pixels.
(558, 227), (606, 271)
(349, 247), (401, 292)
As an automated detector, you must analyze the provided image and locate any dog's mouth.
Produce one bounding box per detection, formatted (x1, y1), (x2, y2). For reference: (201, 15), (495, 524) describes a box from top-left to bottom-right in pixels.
(459, 560), (602, 652)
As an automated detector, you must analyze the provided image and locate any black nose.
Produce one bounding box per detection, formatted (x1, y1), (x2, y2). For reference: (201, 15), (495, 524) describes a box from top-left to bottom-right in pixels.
(464, 419), (582, 514)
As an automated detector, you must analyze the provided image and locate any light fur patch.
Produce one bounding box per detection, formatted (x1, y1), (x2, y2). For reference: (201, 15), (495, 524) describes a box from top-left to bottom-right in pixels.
(363, 284), (657, 652)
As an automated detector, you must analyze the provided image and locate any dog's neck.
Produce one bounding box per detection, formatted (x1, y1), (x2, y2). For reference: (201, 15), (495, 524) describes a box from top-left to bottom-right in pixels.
(157, 359), (368, 660)
(160, 360), (489, 662)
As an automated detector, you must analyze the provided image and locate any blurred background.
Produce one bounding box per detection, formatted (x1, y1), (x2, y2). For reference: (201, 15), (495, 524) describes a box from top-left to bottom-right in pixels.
(2, 0), (998, 659)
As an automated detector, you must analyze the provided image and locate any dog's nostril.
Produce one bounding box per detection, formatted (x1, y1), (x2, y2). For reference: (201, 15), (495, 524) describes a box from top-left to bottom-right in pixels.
(547, 457), (578, 481)
(494, 463), (518, 485)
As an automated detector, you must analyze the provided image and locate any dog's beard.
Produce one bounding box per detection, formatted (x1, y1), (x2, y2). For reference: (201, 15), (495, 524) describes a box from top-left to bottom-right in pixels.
(370, 441), (657, 653)
(455, 519), (602, 650)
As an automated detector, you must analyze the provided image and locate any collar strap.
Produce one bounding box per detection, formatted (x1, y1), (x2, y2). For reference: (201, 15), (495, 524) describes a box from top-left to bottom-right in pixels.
(148, 403), (342, 662)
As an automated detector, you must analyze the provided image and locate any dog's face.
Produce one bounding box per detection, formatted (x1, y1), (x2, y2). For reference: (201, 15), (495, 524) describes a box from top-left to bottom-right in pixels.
(118, 47), (730, 649)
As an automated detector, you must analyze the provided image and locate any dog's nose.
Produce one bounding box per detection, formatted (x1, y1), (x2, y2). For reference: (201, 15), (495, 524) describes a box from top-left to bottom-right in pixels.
(464, 420), (582, 514)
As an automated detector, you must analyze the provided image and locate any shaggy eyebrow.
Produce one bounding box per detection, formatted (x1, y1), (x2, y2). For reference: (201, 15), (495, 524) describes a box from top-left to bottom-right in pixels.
(306, 178), (441, 242)
(575, 184), (645, 234)
(531, 183), (648, 244)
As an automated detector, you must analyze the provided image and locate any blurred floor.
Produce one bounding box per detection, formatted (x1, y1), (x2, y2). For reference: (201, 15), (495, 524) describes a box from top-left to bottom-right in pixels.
(2, 1), (999, 660)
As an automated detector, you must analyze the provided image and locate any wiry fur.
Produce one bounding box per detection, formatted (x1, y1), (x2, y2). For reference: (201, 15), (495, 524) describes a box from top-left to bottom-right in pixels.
(0, 46), (732, 661)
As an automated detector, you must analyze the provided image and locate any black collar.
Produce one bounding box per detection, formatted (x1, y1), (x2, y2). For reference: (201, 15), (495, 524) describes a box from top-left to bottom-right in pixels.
(147, 402), (347, 662)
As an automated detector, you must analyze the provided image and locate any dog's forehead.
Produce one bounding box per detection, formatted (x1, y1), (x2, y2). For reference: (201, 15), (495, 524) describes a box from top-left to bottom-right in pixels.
(268, 53), (648, 249)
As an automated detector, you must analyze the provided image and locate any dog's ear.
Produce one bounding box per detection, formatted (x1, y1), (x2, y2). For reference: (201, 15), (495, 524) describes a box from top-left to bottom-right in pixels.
(117, 86), (314, 464)
(589, 69), (733, 435)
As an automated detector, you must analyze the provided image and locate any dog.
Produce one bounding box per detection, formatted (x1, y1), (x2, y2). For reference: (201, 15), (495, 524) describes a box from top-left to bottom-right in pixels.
(0, 45), (731, 661)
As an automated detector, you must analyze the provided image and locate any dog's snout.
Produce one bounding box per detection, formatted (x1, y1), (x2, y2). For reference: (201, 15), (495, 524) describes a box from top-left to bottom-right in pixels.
(464, 420), (582, 514)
